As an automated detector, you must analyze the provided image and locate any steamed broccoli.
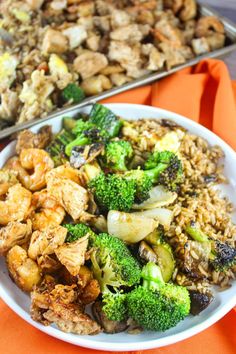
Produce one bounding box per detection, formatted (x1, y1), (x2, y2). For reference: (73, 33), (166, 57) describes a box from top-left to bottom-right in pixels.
(89, 103), (122, 138)
(102, 292), (127, 321)
(64, 223), (95, 243)
(62, 83), (85, 104)
(186, 222), (236, 272)
(46, 129), (74, 166)
(127, 262), (190, 331)
(124, 169), (153, 204)
(90, 232), (141, 292)
(65, 119), (107, 156)
(89, 173), (136, 212)
(101, 140), (133, 172)
(144, 151), (183, 191)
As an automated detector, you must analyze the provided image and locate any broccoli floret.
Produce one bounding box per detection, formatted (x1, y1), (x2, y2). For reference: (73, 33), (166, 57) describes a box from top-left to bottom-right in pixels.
(89, 103), (122, 138)
(102, 292), (127, 321)
(64, 223), (95, 243)
(90, 232), (141, 292)
(211, 241), (236, 271)
(186, 222), (236, 272)
(127, 262), (190, 331)
(65, 119), (107, 156)
(62, 83), (85, 104)
(101, 140), (133, 172)
(89, 173), (136, 212)
(46, 129), (74, 166)
(144, 151), (183, 191)
(124, 169), (153, 204)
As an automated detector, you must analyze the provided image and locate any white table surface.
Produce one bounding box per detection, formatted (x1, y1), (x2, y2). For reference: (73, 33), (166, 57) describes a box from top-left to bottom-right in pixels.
(203, 0), (236, 79)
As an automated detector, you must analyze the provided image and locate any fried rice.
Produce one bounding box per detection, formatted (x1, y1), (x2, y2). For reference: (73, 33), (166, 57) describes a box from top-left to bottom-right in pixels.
(124, 118), (236, 291)
(0, 0), (226, 127)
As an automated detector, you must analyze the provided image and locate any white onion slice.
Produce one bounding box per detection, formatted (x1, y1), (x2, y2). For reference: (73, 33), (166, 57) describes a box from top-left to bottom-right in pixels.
(132, 208), (173, 228)
(107, 210), (158, 244)
(132, 185), (177, 210)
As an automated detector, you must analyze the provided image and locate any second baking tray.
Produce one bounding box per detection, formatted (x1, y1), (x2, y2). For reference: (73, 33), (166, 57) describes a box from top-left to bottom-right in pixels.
(1, 2), (236, 140)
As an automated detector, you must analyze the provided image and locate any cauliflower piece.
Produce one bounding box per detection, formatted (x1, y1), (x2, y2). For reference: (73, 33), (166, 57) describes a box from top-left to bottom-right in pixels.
(108, 41), (149, 78)
(42, 29), (68, 55)
(6, 245), (41, 292)
(48, 54), (72, 89)
(25, 0), (45, 10)
(0, 89), (18, 121)
(62, 26), (87, 50)
(110, 9), (131, 29)
(142, 44), (165, 71)
(46, 174), (89, 220)
(81, 74), (111, 95)
(0, 53), (18, 93)
(18, 70), (55, 123)
(0, 220), (32, 255)
(73, 51), (108, 79)
(55, 235), (89, 276)
(28, 225), (67, 260)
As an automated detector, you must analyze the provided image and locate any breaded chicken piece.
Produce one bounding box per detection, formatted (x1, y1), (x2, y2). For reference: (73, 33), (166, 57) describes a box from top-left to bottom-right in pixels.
(0, 220), (32, 255)
(46, 174), (89, 220)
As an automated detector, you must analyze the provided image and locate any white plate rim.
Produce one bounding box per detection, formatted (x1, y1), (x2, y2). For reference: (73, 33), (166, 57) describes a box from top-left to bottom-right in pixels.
(0, 103), (236, 352)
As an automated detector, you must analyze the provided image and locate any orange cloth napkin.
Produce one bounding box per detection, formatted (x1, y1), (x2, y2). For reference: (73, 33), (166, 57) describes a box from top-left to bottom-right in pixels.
(0, 59), (236, 354)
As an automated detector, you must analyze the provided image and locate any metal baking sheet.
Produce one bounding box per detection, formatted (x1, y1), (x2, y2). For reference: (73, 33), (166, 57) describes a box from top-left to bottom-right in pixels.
(1, 3), (236, 140)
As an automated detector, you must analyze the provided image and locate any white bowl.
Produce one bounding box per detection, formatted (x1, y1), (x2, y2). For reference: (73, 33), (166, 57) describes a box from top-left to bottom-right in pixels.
(0, 104), (236, 352)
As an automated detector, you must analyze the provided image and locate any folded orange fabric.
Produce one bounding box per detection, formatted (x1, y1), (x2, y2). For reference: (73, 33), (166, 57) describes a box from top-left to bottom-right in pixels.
(0, 59), (236, 354)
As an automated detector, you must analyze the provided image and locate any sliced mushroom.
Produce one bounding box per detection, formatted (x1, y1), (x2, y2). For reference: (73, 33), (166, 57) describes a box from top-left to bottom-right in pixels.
(138, 241), (158, 264)
(92, 301), (128, 334)
(189, 290), (213, 315)
(70, 143), (104, 169)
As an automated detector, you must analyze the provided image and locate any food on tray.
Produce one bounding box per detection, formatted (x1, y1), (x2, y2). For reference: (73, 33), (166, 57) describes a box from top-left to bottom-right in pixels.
(0, 104), (235, 335)
(0, 0), (226, 126)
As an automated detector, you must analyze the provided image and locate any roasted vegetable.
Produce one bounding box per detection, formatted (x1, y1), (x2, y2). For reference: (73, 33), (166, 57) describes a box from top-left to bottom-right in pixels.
(127, 262), (190, 331)
(92, 301), (128, 334)
(89, 232), (141, 292)
(101, 140), (133, 172)
(124, 169), (153, 204)
(144, 150), (183, 191)
(102, 292), (127, 321)
(186, 222), (236, 272)
(132, 185), (177, 210)
(145, 228), (175, 282)
(46, 129), (74, 166)
(65, 119), (103, 156)
(89, 103), (122, 138)
(107, 210), (158, 243)
(189, 290), (213, 315)
(89, 173), (136, 212)
(62, 83), (85, 104)
(64, 223), (95, 243)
